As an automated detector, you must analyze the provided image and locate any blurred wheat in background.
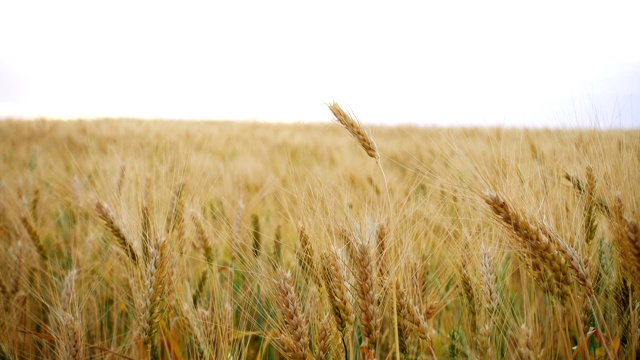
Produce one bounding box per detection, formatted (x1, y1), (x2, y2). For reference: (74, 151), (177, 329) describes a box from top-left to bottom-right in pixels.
(0, 107), (638, 359)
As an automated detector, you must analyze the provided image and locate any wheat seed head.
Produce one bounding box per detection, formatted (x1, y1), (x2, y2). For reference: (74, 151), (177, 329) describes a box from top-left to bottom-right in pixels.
(327, 101), (379, 161)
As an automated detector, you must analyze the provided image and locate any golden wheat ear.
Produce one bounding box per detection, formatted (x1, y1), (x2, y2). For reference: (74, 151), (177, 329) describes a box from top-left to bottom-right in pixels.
(57, 269), (84, 360)
(275, 267), (312, 360)
(477, 244), (498, 358)
(354, 237), (381, 350)
(20, 213), (47, 264)
(612, 196), (640, 287)
(320, 246), (354, 335)
(482, 192), (573, 301)
(139, 237), (171, 355)
(95, 200), (138, 264)
(296, 223), (321, 289)
(327, 101), (379, 161)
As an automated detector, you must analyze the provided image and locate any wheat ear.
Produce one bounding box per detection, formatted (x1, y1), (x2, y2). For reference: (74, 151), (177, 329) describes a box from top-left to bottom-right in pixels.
(60, 269), (77, 312)
(231, 199), (245, 263)
(354, 238), (380, 350)
(140, 237), (171, 353)
(539, 222), (593, 293)
(478, 244), (497, 357)
(273, 225), (283, 267)
(515, 324), (535, 360)
(483, 192), (572, 300)
(251, 214), (261, 258)
(564, 170), (611, 217)
(58, 269), (84, 360)
(116, 162), (126, 198)
(20, 213), (47, 263)
(164, 182), (184, 235)
(327, 101), (379, 161)
(320, 246), (354, 335)
(191, 210), (214, 265)
(583, 166), (598, 244)
(61, 312), (84, 360)
(314, 313), (333, 360)
(140, 201), (151, 262)
(297, 223), (321, 289)
(376, 223), (389, 283)
(275, 268), (312, 360)
(0, 278), (9, 308)
(95, 200), (138, 264)
(612, 196), (640, 287)
(460, 238), (478, 336)
(395, 280), (431, 343)
(327, 101), (391, 205)
(191, 210), (213, 307)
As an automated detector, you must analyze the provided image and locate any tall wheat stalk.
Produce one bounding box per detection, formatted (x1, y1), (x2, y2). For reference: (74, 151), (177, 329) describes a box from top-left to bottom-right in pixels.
(327, 101), (398, 359)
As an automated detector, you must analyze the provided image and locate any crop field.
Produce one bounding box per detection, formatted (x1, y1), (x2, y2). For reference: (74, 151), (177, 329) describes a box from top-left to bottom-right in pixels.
(0, 108), (638, 359)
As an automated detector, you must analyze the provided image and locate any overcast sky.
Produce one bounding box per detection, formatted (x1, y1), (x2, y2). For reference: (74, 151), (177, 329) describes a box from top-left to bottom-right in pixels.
(1, 0), (639, 127)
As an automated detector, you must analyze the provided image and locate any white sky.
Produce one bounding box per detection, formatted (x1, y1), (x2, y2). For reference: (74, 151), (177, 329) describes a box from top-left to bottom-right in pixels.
(1, 0), (639, 127)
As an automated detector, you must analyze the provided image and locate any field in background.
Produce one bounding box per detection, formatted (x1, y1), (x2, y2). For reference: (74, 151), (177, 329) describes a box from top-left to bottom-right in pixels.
(0, 119), (638, 359)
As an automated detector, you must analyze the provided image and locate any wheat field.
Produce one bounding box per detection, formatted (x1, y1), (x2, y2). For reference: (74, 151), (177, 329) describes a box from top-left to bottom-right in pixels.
(0, 110), (638, 359)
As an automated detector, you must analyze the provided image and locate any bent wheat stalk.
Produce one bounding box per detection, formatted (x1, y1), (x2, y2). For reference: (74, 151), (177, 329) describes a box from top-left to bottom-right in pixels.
(326, 101), (390, 205)
(327, 101), (397, 359)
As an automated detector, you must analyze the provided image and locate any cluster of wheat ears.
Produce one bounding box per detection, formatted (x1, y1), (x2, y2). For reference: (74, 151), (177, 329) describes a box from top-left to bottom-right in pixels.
(0, 105), (638, 359)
